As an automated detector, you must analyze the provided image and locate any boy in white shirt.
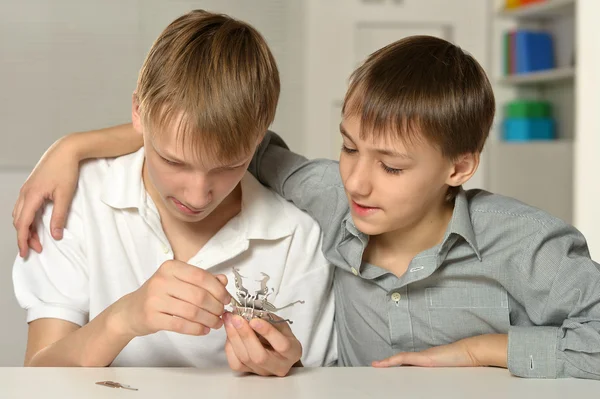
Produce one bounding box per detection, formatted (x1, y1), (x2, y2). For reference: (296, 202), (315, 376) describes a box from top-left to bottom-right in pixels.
(12, 10), (335, 376)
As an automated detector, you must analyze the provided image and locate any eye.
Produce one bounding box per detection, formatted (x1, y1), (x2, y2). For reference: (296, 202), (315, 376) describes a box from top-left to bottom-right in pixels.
(161, 156), (181, 166)
(215, 164), (245, 173)
(341, 145), (357, 154)
(381, 163), (402, 175)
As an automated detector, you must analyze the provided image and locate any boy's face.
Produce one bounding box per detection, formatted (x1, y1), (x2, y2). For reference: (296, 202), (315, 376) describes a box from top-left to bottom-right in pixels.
(338, 115), (474, 236)
(142, 131), (253, 223)
(133, 103), (254, 224)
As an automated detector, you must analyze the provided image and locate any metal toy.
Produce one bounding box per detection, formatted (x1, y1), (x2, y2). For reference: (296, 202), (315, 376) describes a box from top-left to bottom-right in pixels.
(229, 268), (304, 324)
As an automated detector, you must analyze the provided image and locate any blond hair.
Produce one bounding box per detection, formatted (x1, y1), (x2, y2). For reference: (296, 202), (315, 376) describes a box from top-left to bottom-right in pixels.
(136, 9), (280, 163)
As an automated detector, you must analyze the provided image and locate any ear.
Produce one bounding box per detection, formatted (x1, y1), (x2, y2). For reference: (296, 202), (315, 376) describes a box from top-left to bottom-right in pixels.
(131, 93), (143, 134)
(446, 152), (480, 188)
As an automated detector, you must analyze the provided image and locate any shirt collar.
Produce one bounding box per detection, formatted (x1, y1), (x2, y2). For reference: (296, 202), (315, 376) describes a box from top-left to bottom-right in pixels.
(341, 187), (481, 260)
(440, 188), (482, 260)
(100, 148), (146, 210)
(237, 172), (294, 241)
(100, 149), (292, 241)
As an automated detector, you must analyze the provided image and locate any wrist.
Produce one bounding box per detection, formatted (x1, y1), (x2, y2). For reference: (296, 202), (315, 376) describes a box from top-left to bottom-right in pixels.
(105, 297), (136, 342)
(467, 334), (508, 368)
(59, 131), (93, 161)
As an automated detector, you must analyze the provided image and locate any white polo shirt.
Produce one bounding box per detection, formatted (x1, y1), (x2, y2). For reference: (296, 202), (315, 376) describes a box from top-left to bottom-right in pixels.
(13, 149), (336, 367)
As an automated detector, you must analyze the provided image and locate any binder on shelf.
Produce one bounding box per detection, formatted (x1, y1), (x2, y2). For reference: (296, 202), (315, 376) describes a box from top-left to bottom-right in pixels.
(503, 29), (555, 75)
(504, 0), (547, 9)
(502, 100), (555, 141)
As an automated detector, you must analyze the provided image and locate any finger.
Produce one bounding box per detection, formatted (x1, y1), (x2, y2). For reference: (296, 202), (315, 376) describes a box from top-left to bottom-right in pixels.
(372, 352), (432, 368)
(154, 313), (209, 336)
(158, 294), (223, 330)
(249, 318), (300, 361)
(223, 317), (273, 376)
(49, 189), (71, 239)
(256, 313), (295, 338)
(223, 313), (251, 364)
(372, 354), (403, 368)
(171, 263), (231, 304)
(224, 340), (252, 373)
(230, 314), (291, 376)
(27, 228), (43, 253)
(13, 197), (26, 256)
(215, 274), (228, 286)
(12, 195), (23, 220)
(15, 195), (45, 257)
(166, 278), (226, 319)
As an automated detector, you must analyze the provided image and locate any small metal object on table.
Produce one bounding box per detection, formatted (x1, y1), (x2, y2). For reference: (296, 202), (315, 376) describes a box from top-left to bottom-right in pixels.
(96, 381), (138, 391)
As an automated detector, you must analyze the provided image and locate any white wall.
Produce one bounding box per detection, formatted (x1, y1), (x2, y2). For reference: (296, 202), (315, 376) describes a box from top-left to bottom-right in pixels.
(574, 0), (600, 258)
(0, 171), (30, 366)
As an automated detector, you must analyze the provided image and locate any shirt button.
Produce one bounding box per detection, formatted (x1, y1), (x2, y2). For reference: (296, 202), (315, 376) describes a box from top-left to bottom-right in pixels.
(351, 267), (359, 276)
(391, 292), (401, 302)
(162, 245), (170, 254)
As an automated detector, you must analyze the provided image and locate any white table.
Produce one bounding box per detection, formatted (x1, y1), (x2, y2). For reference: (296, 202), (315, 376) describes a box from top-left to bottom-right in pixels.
(1, 367), (598, 398)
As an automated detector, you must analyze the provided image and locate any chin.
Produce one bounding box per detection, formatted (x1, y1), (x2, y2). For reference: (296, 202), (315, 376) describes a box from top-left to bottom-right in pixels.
(350, 217), (387, 236)
(168, 206), (209, 223)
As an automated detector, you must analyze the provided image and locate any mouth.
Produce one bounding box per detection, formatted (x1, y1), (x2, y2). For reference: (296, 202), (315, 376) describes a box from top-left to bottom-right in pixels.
(350, 199), (380, 216)
(171, 198), (207, 215)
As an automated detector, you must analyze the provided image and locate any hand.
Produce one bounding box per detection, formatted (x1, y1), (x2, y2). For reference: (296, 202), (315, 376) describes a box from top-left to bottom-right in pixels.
(111, 260), (231, 338)
(223, 312), (302, 377)
(372, 334), (508, 368)
(13, 137), (80, 257)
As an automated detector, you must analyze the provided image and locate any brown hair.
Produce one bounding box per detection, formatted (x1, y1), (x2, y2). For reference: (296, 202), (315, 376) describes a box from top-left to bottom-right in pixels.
(342, 36), (495, 199)
(136, 9), (280, 163)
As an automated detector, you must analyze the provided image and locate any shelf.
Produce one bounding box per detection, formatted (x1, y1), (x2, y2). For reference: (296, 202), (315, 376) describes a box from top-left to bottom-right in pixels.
(489, 139), (572, 148)
(498, 66), (575, 85)
(498, 0), (575, 20)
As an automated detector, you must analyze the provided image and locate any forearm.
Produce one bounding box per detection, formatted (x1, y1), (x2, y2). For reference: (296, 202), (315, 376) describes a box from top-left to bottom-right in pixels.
(60, 123), (142, 161)
(27, 305), (133, 367)
(249, 131), (340, 228)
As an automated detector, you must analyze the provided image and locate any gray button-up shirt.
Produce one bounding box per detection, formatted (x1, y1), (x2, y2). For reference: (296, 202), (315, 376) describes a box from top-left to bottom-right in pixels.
(250, 132), (600, 380)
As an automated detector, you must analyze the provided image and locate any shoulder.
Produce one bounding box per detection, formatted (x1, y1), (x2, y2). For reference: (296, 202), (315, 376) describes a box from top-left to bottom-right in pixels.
(244, 173), (323, 237)
(40, 151), (142, 231)
(467, 189), (571, 231)
(77, 151), (139, 193)
(465, 189), (590, 264)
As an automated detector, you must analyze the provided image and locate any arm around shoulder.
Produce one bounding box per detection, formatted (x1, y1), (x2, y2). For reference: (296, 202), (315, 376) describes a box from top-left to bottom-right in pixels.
(249, 131), (346, 230)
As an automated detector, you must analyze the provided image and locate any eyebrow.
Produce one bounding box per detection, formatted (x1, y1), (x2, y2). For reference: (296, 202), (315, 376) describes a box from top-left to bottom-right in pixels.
(157, 148), (185, 164)
(339, 124), (414, 160)
(158, 147), (248, 168)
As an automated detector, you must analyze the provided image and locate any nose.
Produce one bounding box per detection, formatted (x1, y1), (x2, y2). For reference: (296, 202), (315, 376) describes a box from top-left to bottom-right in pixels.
(344, 159), (372, 199)
(184, 172), (213, 210)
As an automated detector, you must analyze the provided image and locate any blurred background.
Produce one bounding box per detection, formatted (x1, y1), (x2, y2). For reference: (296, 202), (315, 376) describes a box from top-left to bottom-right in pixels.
(1, 0), (598, 365)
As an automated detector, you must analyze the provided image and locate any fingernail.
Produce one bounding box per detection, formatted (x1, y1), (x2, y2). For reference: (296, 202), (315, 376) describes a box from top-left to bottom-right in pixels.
(249, 319), (264, 331)
(223, 312), (232, 326)
(53, 228), (63, 238)
(232, 315), (243, 329)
